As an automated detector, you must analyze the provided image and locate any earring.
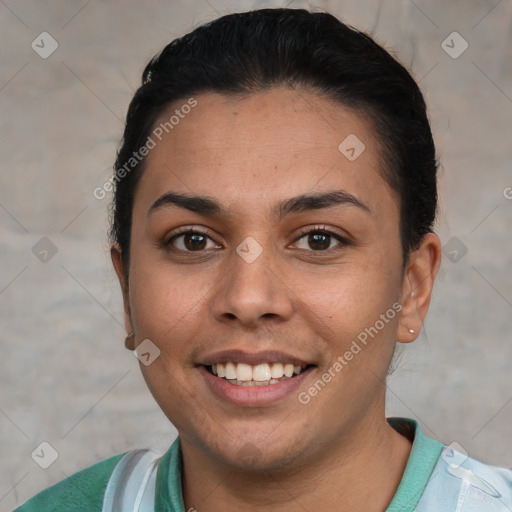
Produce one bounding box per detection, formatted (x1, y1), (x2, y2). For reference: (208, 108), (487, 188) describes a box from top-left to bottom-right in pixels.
(125, 332), (135, 350)
(409, 329), (415, 334)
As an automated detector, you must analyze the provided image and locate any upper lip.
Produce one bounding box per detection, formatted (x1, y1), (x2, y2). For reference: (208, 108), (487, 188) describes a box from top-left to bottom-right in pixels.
(197, 349), (314, 367)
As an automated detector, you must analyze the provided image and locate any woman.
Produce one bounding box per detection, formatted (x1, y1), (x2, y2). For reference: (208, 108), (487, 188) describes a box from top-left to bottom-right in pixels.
(16, 8), (512, 512)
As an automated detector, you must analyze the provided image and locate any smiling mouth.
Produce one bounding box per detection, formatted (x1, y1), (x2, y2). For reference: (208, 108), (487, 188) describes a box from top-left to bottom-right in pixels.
(204, 362), (315, 387)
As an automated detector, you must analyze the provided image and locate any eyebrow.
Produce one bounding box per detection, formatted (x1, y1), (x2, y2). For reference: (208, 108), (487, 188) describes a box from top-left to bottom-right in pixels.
(147, 190), (370, 220)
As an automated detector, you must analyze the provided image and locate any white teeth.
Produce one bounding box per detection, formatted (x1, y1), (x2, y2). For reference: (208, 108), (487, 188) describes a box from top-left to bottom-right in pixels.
(225, 362), (237, 380)
(236, 363), (253, 381)
(253, 363), (271, 381)
(210, 361), (308, 385)
(270, 363), (284, 379)
(283, 364), (294, 378)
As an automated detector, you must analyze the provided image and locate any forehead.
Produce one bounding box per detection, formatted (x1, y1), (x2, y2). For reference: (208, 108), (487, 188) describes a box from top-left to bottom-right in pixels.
(136, 88), (396, 217)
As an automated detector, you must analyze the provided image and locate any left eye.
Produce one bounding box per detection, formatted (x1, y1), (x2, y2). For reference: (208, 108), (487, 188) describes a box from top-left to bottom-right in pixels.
(169, 232), (220, 251)
(294, 231), (346, 251)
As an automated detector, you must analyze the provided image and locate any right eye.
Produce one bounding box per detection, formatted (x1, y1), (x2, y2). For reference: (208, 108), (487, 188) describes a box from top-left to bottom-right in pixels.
(166, 229), (222, 252)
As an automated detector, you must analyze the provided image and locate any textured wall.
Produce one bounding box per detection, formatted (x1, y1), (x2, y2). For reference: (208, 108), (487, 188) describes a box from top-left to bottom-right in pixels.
(1, 0), (511, 510)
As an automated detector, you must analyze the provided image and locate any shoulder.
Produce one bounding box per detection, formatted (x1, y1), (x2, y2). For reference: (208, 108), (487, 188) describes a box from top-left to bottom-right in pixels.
(14, 452), (125, 512)
(418, 445), (512, 511)
(459, 455), (512, 507)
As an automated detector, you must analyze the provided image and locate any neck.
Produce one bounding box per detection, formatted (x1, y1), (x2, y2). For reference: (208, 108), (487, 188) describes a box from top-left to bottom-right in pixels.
(180, 412), (413, 512)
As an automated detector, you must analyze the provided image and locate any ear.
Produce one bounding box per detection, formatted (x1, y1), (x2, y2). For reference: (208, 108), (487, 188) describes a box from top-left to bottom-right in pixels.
(111, 243), (135, 350)
(397, 233), (442, 344)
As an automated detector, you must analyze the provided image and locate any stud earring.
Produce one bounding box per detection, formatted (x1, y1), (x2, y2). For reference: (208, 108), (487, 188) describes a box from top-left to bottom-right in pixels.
(409, 329), (415, 334)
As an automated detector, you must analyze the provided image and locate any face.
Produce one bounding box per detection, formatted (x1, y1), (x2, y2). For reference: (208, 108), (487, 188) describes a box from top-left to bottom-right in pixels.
(113, 88), (431, 470)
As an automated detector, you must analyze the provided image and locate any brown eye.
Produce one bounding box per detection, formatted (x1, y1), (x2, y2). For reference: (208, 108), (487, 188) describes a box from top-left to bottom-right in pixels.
(183, 233), (207, 251)
(294, 228), (349, 252)
(167, 231), (221, 252)
(307, 233), (331, 251)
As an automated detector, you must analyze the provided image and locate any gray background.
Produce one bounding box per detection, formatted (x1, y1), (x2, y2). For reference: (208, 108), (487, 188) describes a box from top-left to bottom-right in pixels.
(1, 0), (511, 509)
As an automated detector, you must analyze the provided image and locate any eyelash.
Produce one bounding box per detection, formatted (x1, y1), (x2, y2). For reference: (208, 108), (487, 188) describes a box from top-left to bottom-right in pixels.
(294, 225), (351, 251)
(164, 225), (351, 253)
(164, 227), (220, 252)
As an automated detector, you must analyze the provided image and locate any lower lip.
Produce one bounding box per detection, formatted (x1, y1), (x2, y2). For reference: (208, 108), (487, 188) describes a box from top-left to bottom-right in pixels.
(198, 365), (315, 407)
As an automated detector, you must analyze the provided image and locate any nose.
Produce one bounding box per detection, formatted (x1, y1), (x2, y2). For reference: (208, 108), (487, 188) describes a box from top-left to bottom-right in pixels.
(210, 244), (294, 329)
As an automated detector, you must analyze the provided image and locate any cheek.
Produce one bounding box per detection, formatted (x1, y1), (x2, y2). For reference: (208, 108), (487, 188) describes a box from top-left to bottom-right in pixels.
(289, 255), (401, 342)
(128, 251), (210, 352)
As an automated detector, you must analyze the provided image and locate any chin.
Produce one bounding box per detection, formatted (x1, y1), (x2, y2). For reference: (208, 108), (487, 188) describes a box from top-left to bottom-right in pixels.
(197, 423), (310, 473)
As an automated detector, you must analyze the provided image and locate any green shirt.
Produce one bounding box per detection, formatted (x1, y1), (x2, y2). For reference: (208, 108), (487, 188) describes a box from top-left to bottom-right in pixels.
(15, 417), (444, 511)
